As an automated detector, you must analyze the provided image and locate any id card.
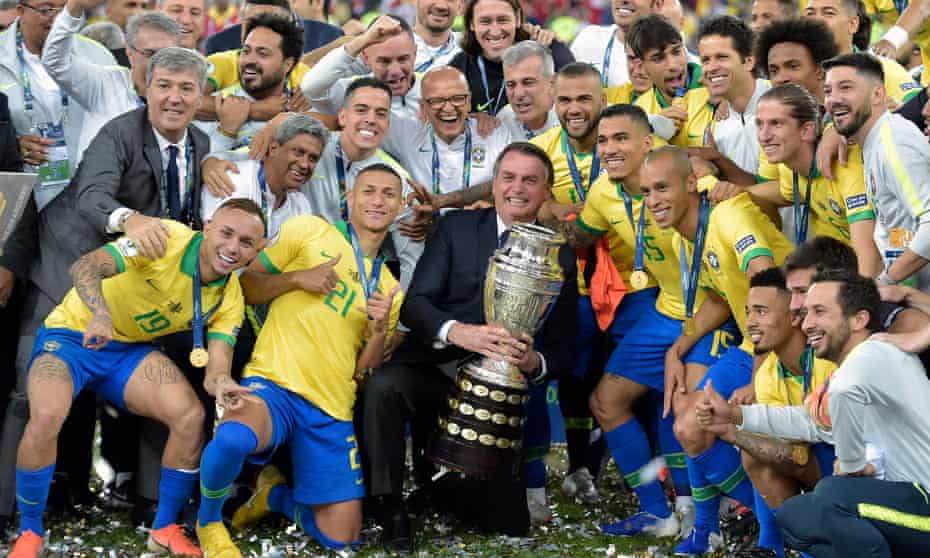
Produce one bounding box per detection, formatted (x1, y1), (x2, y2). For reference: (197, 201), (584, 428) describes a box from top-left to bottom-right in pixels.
(34, 122), (71, 208)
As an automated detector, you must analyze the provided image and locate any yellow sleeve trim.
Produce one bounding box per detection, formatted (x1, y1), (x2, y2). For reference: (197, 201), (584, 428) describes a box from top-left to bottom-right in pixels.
(879, 121), (927, 216)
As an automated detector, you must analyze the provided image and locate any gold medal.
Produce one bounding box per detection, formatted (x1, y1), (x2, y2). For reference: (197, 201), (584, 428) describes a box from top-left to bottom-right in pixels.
(683, 318), (696, 336)
(791, 444), (810, 466)
(630, 270), (648, 290)
(189, 347), (209, 368)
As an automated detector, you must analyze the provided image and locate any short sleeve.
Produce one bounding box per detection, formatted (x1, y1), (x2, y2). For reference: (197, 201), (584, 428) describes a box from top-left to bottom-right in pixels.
(756, 149), (778, 182)
(717, 195), (775, 273)
(257, 215), (328, 274)
(206, 51), (236, 91)
(207, 274), (245, 348)
(777, 165), (795, 203)
(753, 356), (780, 406)
(834, 151), (875, 224)
(576, 177), (611, 235)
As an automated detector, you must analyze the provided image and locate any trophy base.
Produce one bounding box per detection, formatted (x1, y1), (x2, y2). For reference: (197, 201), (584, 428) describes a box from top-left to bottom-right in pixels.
(429, 357), (529, 480)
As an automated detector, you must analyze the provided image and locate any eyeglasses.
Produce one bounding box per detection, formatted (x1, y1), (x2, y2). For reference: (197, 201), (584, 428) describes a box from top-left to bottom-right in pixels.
(21, 2), (64, 17)
(129, 44), (161, 58)
(425, 94), (469, 109)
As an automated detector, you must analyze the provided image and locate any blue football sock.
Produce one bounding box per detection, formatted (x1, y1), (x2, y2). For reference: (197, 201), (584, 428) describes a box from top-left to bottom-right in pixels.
(153, 467), (198, 529)
(15, 464), (55, 536)
(197, 421), (257, 527)
(693, 439), (755, 511)
(605, 419), (671, 518)
(686, 457), (720, 534)
(523, 457), (547, 489)
(294, 503), (360, 550)
(755, 490), (784, 557)
(656, 404), (690, 496)
(268, 484), (295, 521)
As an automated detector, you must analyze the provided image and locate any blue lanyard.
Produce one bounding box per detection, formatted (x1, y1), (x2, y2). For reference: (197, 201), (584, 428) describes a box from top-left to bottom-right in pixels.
(894, 0), (908, 14)
(679, 193), (710, 320)
(16, 28), (69, 126)
(256, 162), (270, 225)
(348, 223), (384, 300)
(335, 141), (350, 221)
(522, 122), (536, 139)
(191, 245), (205, 355)
(617, 181), (646, 273)
(561, 129), (600, 203)
(160, 137), (196, 223)
(431, 123), (472, 194)
(778, 346), (814, 405)
(416, 34), (455, 73)
(703, 102), (719, 146)
(601, 31), (616, 88)
(792, 143), (818, 243)
(477, 56), (505, 116)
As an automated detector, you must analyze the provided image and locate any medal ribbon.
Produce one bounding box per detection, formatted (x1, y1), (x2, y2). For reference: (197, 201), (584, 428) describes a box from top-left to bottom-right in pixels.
(191, 244), (206, 359)
(616, 181), (646, 273)
(679, 193), (710, 321)
(792, 143), (818, 243)
(415, 34), (455, 73)
(477, 56), (505, 116)
(430, 123), (472, 194)
(335, 141), (349, 221)
(561, 129), (600, 203)
(348, 223), (384, 300)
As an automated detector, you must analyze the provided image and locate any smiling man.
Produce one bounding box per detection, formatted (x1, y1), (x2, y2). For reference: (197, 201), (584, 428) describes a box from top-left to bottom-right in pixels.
(497, 40), (559, 140)
(195, 165), (404, 557)
(823, 53), (930, 290)
(413, 0), (462, 71)
(698, 270), (930, 558)
(201, 13), (302, 151)
(631, 15), (713, 148)
(201, 113), (327, 238)
(303, 15), (422, 120)
(5, 199), (266, 558)
(158, 0), (205, 49)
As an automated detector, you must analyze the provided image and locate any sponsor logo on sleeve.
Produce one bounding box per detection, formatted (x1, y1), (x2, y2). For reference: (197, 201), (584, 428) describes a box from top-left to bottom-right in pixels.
(846, 193), (869, 210)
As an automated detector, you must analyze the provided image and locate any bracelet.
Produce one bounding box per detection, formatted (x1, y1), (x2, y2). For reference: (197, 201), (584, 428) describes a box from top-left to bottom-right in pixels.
(877, 270), (897, 285)
(880, 25), (909, 50)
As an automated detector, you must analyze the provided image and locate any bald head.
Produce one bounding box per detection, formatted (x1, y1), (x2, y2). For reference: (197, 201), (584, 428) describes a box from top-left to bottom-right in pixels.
(421, 65), (469, 92)
(644, 145), (693, 180)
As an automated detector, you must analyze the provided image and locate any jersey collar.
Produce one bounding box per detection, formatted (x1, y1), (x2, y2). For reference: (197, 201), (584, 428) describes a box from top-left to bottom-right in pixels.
(654, 62), (703, 109)
(180, 232), (230, 287)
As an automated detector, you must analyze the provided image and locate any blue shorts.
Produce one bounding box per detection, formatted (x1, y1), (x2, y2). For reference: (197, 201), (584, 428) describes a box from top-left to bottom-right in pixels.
(812, 442), (836, 480)
(696, 346), (754, 399)
(29, 326), (155, 410)
(572, 289), (658, 379)
(244, 376), (363, 505)
(605, 307), (741, 392)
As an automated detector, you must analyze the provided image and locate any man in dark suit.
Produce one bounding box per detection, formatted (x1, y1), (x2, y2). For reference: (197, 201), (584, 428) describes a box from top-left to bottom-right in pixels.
(357, 142), (578, 552)
(0, 47), (211, 525)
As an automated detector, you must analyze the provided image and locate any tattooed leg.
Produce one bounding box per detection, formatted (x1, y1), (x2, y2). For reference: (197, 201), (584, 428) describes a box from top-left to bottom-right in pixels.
(124, 352), (205, 469)
(18, 354), (75, 469)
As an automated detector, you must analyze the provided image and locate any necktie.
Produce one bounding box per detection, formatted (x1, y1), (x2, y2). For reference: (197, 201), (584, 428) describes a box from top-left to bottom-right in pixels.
(166, 145), (181, 220)
(498, 228), (510, 248)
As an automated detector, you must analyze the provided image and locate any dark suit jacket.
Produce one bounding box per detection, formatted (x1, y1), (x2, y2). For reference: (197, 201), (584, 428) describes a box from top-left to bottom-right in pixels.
(394, 207), (577, 376)
(204, 19), (343, 56)
(29, 107), (209, 303)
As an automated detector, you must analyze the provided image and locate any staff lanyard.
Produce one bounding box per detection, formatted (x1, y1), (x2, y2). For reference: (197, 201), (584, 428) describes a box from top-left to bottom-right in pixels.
(431, 123), (472, 194)
(335, 142), (350, 221)
(477, 56), (505, 116)
(601, 31), (616, 88)
(16, 28), (69, 128)
(416, 34), (456, 73)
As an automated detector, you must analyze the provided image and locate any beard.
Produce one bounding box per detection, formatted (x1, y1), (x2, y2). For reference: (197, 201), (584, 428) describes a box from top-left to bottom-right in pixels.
(818, 321), (851, 363)
(242, 69), (286, 100)
(833, 105), (871, 138)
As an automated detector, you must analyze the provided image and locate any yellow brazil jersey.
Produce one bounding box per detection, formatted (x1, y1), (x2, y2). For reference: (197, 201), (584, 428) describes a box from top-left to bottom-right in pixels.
(754, 349), (835, 407)
(876, 55), (922, 103)
(862, 0), (930, 86)
(531, 126), (599, 205)
(245, 216), (402, 421)
(677, 193), (793, 352)
(776, 149), (875, 243)
(207, 49), (309, 94)
(634, 62), (714, 148)
(45, 221), (244, 347)
(578, 173), (702, 319)
(606, 83), (637, 105)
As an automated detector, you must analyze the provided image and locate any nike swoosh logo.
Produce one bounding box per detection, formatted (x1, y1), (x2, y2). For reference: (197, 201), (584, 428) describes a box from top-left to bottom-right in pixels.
(476, 101), (490, 112)
(355, 478), (364, 485)
(609, 219), (624, 224)
(418, 147), (431, 153)
(146, 279), (160, 291)
(687, 133), (703, 138)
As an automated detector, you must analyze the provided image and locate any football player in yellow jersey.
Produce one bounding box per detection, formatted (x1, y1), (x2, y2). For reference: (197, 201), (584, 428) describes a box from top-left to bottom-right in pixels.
(6, 200), (266, 558)
(715, 83), (884, 276)
(194, 164), (404, 556)
(538, 104), (740, 538)
(641, 146), (794, 555)
(805, 0), (922, 104)
(700, 267), (837, 558)
(870, 0), (930, 86)
(628, 14), (714, 148)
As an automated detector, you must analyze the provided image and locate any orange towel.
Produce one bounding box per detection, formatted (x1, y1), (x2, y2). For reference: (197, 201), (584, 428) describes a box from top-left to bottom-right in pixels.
(588, 236), (626, 331)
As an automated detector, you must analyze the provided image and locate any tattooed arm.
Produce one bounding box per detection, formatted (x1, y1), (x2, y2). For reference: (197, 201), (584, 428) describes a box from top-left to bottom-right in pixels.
(70, 247), (121, 349)
(432, 180), (494, 209)
(715, 420), (809, 474)
(536, 200), (599, 248)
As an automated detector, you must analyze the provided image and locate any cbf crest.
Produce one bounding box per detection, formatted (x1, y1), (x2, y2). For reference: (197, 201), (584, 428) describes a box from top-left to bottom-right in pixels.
(471, 145), (487, 167)
(707, 251), (720, 270)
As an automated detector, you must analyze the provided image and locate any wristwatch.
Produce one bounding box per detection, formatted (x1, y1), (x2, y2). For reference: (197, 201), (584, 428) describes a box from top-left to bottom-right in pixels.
(117, 209), (138, 232)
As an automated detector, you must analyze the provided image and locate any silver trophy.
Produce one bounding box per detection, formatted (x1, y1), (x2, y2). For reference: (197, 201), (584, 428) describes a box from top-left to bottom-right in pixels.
(431, 223), (566, 478)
